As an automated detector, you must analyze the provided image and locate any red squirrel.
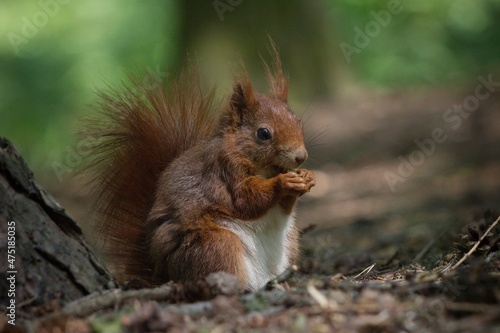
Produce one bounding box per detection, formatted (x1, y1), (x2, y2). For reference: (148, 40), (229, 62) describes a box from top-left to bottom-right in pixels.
(81, 46), (315, 291)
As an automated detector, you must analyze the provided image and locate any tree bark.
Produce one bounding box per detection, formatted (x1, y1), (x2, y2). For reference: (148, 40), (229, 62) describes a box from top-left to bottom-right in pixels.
(0, 137), (114, 319)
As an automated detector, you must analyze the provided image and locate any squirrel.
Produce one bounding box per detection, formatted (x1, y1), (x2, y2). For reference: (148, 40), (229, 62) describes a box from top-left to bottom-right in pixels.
(80, 45), (316, 292)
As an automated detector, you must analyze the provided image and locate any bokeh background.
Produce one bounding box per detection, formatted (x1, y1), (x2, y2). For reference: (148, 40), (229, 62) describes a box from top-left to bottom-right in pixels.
(1, 0), (500, 256)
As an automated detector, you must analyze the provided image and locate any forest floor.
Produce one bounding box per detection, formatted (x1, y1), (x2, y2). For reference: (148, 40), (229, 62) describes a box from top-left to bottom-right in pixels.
(14, 83), (500, 332)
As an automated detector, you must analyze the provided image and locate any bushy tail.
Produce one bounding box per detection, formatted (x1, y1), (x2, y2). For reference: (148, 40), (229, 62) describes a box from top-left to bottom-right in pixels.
(79, 68), (218, 283)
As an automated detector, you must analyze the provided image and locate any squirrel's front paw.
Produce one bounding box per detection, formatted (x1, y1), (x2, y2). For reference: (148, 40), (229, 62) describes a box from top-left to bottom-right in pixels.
(278, 171), (313, 196)
(296, 169), (316, 193)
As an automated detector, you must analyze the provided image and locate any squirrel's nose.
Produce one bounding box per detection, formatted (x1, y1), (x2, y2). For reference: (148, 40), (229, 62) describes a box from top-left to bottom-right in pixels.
(294, 149), (308, 166)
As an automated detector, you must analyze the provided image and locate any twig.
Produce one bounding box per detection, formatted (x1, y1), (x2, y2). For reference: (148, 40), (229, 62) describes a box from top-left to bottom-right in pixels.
(451, 215), (500, 270)
(164, 300), (214, 316)
(44, 284), (175, 319)
(351, 263), (376, 280)
(306, 281), (330, 309)
(18, 295), (38, 309)
(261, 265), (298, 292)
(276, 265), (298, 283)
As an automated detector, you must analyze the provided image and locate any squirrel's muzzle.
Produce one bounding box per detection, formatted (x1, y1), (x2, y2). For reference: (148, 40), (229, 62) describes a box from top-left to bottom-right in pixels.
(294, 149), (308, 166)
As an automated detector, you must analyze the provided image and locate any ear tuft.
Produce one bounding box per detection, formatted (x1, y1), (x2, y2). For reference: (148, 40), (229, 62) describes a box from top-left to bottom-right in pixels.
(230, 75), (256, 115)
(263, 39), (289, 102)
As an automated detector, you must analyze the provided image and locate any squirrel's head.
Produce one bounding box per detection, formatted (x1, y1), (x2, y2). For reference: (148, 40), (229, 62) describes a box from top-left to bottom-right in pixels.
(221, 51), (307, 176)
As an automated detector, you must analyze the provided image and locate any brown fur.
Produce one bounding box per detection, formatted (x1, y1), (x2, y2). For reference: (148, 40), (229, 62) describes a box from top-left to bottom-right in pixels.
(81, 49), (315, 287)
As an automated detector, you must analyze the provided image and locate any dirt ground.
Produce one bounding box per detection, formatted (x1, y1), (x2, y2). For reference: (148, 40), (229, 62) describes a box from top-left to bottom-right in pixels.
(24, 82), (500, 332)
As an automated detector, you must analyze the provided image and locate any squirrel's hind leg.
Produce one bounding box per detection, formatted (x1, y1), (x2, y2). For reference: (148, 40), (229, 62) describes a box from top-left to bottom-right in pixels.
(150, 218), (247, 286)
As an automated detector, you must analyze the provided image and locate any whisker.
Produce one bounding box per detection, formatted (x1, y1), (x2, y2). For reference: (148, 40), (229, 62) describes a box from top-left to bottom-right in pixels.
(298, 103), (313, 124)
(305, 126), (328, 147)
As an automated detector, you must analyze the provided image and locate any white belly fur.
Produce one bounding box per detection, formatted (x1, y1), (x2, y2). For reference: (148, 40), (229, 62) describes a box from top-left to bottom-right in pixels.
(222, 206), (295, 291)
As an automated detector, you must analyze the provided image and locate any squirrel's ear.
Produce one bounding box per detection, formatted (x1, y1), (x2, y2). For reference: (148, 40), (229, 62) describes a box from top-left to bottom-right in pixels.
(264, 41), (289, 102)
(230, 78), (256, 117)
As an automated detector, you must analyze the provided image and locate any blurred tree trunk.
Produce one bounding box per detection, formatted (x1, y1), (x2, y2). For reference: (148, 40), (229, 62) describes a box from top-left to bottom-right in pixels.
(174, 0), (336, 99)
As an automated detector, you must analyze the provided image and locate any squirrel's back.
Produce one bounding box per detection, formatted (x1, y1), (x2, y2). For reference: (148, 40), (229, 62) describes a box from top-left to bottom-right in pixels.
(80, 68), (218, 282)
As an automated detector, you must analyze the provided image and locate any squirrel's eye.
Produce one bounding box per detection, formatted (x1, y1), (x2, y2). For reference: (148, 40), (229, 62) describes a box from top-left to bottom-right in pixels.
(257, 128), (272, 141)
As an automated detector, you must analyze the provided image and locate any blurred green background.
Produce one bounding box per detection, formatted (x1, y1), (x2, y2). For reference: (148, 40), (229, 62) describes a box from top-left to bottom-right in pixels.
(1, 0), (500, 178)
